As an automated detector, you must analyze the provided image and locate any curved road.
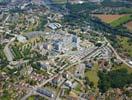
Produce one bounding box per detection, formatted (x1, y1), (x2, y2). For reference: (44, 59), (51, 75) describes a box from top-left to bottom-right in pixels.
(4, 37), (15, 61)
(104, 37), (132, 68)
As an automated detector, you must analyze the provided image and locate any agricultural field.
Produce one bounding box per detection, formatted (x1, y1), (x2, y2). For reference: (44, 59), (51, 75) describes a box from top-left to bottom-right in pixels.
(52, 0), (67, 4)
(52, 0), (83, 4)
(125, 21), (132, 32)
(110, 15), (132, 27)
(94, 14), (132, 30)
(93, 14), (125, 23)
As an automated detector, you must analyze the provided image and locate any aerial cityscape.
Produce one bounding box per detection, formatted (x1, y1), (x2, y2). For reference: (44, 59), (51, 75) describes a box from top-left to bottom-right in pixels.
(0, 0), (132, 100)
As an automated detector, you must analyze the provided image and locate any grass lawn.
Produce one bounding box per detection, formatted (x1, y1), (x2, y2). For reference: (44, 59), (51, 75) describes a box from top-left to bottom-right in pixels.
(94, 14), (125, 23)
(85, 63), (99, 88)
(112, 63), (132, 73)
(27, 95), (46, 100)
(109, 36), (132, 73)
(74, 83), (82, 92)
(110, 15), (132, 27)
(116, 36), (132, 57)
(52, 0), (67, 4)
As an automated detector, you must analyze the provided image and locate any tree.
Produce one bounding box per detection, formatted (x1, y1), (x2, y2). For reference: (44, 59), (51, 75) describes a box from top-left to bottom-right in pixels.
(98, 68), (132, 93)
(98, 71), (110, 93)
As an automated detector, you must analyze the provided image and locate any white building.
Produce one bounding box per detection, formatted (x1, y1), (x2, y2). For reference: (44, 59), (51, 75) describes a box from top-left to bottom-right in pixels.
(48, 23), (61, 30)
(17, 35), (27, 43)
(128, 61), (132, 65)
(65, 80), (73, 88)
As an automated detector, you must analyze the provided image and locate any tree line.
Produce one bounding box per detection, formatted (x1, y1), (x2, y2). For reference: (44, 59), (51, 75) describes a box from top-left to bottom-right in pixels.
(98, 68), (132, 93)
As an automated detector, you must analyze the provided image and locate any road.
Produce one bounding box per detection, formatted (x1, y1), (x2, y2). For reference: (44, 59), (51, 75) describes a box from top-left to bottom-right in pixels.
(21, 46), (99, 100)
(21, 74), (59, 100)
(88, 29), (132, 68)
(21, 44), (103, 100)
(20, 36), (112, 100)
(4, 37), (15, 61)
(67, 71), (85, 89)
(104, 37), (132, 68)
(3, 14), (10, 24)
(21, 60), (80, 100)
(3, 14), (15, 61)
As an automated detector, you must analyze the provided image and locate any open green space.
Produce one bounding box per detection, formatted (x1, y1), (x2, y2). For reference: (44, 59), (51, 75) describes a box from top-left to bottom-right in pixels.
(27, 95), (47, 100)
(112, 63), (132, 73)
(52, 0), (67, 4)
(12, 46), (22, 59)
(74, 83), (82, 92)
(85, 63), (99, 88)
(98, 68), (132, 93)
(36, 16), (47, 31)
(110, 15), (132, 27)
(111, 36), (132, 58)
(11, 43), (32, 60)
(117, 36), (132, 57)
(108, 36), (132, 73)
(0, 44), (6, 61)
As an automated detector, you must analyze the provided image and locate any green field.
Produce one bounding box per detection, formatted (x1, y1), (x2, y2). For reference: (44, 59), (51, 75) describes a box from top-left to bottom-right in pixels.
(85, 63), (99, 87)
(116, 36), (132, 58)
(110, 15), (132, 27)
(75, 84), (82, 92)
(0, 44), (7, 61)
(109, 36), (132, 73)
(112, 63), (132, 73)
(106, 34), (132, 73)
(52, 0), (67, 4)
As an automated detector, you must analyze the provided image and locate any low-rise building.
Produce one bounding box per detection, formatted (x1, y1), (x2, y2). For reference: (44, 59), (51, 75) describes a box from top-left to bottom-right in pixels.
(39, 61), (50, 71)
(48, 23), (61, 30)
(75, 64), (85, 78)
(64, 80), (73, 88)
(17, 35), (27, 43)
(52, 75), (62, 85)
(36, 88), (54, 98)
